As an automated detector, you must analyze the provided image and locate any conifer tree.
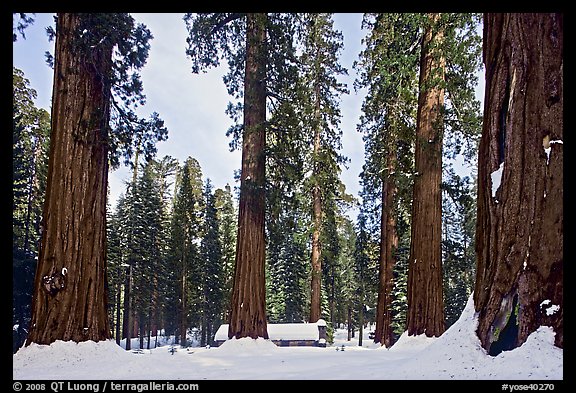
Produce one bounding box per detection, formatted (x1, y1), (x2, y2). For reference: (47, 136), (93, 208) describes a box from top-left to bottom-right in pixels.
(13, 67), (50, 351)
(168, 157), (204, 346)
(200, 179), (225, 345)
(296, 13), (348, 323)
(442, 169), (476, 327)
(406, 12), (447, 338)
(106, 196), (124, 345)
(355, 12), (420, 347)
(407, 13), (482, 338)
(214, 185), (237, 322)
(185, 13), (299, 339)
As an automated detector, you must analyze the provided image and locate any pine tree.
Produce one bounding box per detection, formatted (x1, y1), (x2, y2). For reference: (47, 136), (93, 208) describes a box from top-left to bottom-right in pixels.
(168, 157), (204, 347)
(214, 185), (237, 323)
(266, 188), (308, 324)
(148, 156), (179, 339)
(442, 169), (476, 327)
(134, 161), (165, 349)
(106, 196), (124, 345)
(474, 13), (563, 353)
(200, 179), (225, 346)
(12, 67), (50, 352)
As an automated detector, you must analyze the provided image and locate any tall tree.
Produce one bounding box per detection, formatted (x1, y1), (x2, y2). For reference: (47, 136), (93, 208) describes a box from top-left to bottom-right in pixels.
(13, 67), (50, 352)
(26, 13), (166, 346)
(185, 13), (298, 339)
(355, 13), (420, 347)
(26, 13), (115, 344)
(168, 157), (204, 346)
(200, 179), (225, 346)
(474, 13), (563, 353)
(106, 195), (125, 346)
(228, 13), (268, 339)
(214, 184), (237, 322)
(297, 13), (348, 323)
(406, 13), (446, 338)
(442, 169), (476, 327)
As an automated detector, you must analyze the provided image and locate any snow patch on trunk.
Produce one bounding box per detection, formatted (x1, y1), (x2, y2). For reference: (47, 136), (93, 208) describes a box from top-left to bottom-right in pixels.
(490, 162), (504, 199)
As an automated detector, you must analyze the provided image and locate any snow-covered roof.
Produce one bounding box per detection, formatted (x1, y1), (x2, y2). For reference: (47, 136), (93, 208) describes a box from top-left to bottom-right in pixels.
(214, 322), (322, 341)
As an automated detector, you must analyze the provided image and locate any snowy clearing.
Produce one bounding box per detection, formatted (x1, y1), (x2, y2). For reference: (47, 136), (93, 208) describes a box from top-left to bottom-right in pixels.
(13, 296), (562, 381)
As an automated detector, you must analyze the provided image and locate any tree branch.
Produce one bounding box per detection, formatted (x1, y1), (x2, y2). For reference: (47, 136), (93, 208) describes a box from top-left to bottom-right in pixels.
(210, 13), (244, 36)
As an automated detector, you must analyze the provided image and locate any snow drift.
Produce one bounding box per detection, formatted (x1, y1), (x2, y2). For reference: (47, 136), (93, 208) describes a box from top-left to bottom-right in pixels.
(13, 295), (562, 380)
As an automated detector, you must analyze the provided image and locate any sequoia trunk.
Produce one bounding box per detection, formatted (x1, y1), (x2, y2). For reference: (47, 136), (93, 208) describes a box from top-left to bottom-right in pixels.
(228, 13), (269, 340)
(374, 149), (398, 347)
(309, 79), (323, 323)
(26, 13), (112, 345)
(474, 13), (563, 353)
(406, 13), (446, 338)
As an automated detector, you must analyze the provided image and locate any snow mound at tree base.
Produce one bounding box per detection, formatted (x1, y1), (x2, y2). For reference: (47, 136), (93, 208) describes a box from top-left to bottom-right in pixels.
(384, 295), (563, 379)
(216, 337), (278, 353)
(13, 340), (128, 379)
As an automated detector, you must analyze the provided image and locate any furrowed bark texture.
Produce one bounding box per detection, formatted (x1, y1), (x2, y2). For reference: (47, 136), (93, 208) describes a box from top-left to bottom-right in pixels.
(26, 13), (112, 345)
(228, 13), (269, 340)
(474, 13), (563, 351)
(374, 148), (398, 347)
(309, 79), (323, 323)
(406, 13), (446, 338)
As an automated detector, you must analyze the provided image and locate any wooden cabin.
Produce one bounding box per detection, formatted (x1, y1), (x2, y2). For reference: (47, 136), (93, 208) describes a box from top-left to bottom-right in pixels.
(213, 319), (327, 347)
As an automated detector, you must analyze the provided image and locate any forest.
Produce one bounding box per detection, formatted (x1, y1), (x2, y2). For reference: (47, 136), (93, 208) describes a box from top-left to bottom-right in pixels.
(13, 12), (562, 360)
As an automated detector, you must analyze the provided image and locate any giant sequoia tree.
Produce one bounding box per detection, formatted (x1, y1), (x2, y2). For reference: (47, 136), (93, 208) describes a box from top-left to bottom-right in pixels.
(298, 13), (348, 323)
(406, 13), (446, 338)
(185, 13), (271, 340)
(26, 13), (166, 346)
(407, 13), (482, 338)
(26, 13), (114, 344)
(474, 13), (563, 354)
(355, 13), (420, 347)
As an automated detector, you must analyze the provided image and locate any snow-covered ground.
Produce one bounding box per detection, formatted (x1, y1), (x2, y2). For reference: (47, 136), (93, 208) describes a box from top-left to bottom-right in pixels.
(13, 296), (562, 381)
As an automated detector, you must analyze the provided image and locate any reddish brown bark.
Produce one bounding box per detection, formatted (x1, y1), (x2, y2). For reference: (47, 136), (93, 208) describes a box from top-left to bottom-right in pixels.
(474, 13), (563, 352)
(228, 13), (269, 340)
(26, 13), (112, 345)
(406, 13), (446, 338)
(309, 79), (323, 323)
(374, 151), (398, 347)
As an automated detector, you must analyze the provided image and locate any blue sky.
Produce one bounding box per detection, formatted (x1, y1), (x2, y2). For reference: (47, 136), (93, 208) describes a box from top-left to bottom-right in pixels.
(12, 13), (367, 216)
(13, 13), (483, 220)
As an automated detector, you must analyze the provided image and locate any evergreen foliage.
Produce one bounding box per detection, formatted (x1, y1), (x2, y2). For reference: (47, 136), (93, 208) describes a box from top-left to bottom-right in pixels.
(442, 169), (477, 327)
(199, 179), (226, 345)
(43, 13), (169, 169)
(12, 67), (50, 352)
(14, 13), (486, 348)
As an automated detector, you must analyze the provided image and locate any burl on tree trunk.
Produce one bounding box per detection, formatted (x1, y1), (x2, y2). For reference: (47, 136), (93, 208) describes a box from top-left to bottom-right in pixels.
(26, 13), (112, 345)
